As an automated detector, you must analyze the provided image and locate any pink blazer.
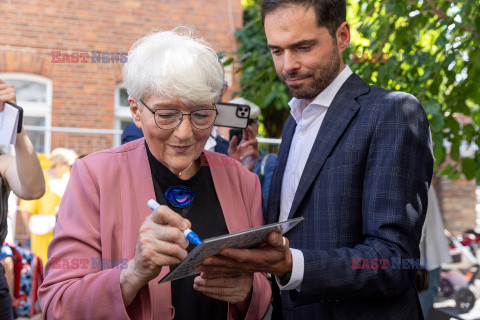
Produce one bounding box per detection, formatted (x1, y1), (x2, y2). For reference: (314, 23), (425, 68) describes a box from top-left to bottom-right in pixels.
(38, 139), (271, 319)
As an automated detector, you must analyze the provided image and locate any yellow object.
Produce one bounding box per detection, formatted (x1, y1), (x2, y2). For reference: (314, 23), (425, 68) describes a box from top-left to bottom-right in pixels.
(37, 153), (51, 169)
(19, 170), (62, 267)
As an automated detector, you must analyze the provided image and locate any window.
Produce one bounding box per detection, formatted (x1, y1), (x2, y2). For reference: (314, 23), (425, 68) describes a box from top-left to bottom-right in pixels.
(0, 73), (52, 153)
(114, 84), (133, 146)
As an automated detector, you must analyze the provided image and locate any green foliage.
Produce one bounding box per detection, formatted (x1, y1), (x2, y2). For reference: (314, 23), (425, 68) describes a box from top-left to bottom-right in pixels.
(232, 2), (291, 138)
(347, 0), (480, 180)
(234, 0), (480, 180)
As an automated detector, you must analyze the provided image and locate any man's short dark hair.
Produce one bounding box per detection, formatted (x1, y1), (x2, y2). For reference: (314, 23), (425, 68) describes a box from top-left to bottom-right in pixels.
(261, 0), (346, 40)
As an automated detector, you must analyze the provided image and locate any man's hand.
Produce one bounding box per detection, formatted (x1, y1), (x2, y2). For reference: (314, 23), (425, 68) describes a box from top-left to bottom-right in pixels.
(193, 271), (253, 305)
(228, 126), (260, 171)
(0, 79), (16, 111)
(199, 232), (293, 276)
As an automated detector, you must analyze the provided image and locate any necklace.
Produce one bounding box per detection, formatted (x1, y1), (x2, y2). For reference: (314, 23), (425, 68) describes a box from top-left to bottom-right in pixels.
(177, 159), (198, 178)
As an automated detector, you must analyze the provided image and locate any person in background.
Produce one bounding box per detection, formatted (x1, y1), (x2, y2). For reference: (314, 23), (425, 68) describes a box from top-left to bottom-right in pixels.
(20, 147), (77, 267)
(0, 79), (45, 320)
(204, 66), (233, 154)
(418, 186), (452, 317)
(38, 27), (271, 319)
(121, 122), (144, 144)
(205, 124), (230, 154)
(199, 1), (433, 319)
(218, 97), (278, 216)
(0, 245), (14, 298)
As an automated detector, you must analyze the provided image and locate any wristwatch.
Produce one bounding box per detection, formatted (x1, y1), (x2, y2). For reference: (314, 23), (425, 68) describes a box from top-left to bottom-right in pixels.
(278, 271), (292, 286)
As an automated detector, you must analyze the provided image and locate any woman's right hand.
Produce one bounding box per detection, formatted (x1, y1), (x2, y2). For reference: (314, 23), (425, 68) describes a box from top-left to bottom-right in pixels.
(120, 205), (190, 306)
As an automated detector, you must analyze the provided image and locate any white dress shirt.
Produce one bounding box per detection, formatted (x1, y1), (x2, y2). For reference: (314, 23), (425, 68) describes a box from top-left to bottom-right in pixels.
(277, 65), (353, 290)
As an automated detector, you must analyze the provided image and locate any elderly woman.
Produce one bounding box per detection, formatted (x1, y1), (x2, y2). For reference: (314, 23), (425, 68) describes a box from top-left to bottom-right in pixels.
(38, 28), (271, 319)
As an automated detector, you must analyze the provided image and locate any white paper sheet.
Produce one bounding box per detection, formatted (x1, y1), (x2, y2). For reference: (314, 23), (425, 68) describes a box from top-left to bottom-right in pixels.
(159, 217), (304, 283)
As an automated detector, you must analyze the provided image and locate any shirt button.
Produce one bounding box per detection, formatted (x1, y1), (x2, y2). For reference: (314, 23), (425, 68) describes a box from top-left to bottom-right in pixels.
(292, 169), (295, 175)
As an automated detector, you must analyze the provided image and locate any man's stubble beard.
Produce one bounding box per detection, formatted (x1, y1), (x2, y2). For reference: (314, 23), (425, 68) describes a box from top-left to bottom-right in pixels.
(280, 47), (342, 101)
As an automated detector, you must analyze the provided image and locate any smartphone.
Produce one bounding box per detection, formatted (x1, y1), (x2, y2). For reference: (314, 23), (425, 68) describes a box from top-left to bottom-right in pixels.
(229, 128), (243, 142)
(4, 101), (23, 133)
(214, 102), (250, 129)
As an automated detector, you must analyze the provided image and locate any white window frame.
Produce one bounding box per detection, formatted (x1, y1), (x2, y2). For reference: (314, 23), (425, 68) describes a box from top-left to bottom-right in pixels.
(114, 83), (133, 147)
(0, 72), (52, 153)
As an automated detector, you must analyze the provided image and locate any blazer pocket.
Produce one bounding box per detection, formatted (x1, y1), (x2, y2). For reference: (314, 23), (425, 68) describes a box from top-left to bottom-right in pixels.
(323, 150), (363, 169)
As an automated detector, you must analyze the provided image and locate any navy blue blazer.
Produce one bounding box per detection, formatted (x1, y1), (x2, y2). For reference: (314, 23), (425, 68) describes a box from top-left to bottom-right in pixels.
(267, 73), (433, 319)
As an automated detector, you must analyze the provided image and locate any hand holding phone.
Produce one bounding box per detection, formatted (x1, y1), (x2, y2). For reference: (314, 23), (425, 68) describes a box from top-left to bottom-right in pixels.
(0, 79), (22, 133)
(227, 126), (260, 171)
(0, 80), (15, 109)
(229, 128), (243, 143)
(4, 102), (23, 133)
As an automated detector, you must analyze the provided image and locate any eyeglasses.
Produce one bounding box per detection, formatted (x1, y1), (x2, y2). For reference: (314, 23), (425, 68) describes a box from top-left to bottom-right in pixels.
(140, 100), (218, 130)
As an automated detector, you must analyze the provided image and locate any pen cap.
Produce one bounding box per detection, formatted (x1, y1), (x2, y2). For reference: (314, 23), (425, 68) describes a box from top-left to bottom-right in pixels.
(147, 199), (160, 211)
(184, 230), (202, 245)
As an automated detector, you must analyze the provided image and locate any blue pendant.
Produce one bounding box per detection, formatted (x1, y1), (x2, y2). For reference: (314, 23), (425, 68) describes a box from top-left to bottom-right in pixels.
(164, 185), (195, 208)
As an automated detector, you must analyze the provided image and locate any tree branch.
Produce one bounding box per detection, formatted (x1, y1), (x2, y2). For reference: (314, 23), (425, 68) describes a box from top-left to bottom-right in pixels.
(364, 0), (389, 19)
(423, 0), (480, 39)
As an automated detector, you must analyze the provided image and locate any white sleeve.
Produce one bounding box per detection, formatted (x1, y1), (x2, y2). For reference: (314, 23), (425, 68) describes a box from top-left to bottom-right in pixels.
(275, 248), (304, 291)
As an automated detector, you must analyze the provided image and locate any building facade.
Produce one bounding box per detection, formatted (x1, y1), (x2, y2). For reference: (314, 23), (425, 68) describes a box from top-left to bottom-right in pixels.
(0, 0), (243, 154)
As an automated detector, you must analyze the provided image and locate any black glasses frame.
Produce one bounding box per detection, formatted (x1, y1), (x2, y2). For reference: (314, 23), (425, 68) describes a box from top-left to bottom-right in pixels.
(140, 100), (218, 130)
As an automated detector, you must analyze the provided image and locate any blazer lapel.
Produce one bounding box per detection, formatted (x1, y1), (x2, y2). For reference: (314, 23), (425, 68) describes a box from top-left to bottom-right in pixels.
(205, 151), (243, 233)
(288, 73), (370, 219)
(128, 140), (156, 220)
(266, 116), (296, 224)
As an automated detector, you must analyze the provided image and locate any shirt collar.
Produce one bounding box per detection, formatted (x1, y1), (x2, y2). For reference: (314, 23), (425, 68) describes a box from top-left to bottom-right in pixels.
(288, 65), (353, 123)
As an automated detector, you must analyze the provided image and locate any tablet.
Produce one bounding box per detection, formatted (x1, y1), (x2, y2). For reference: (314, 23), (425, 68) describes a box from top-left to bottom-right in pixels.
(159, 217), (304, 283)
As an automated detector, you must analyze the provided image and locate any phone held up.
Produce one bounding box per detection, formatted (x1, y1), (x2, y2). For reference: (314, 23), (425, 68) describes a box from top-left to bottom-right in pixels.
(214, 102), (250, 129)
(229, 128), (243, 142)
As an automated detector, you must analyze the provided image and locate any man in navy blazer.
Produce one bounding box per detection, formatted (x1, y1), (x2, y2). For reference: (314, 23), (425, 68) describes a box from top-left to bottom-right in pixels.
(199, 0), (433, 319)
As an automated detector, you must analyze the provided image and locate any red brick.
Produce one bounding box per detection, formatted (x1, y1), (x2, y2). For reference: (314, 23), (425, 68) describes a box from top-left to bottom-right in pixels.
(434, 176), (477, 234)
(0, 0), (243, 154)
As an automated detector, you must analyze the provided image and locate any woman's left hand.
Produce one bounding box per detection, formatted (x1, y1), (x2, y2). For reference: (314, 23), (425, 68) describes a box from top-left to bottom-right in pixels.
(193, 271), (253, 305)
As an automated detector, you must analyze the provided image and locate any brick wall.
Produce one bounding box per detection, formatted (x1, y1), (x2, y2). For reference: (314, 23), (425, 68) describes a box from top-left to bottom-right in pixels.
(433, 112), (479, 234)
(0, 0), (243, 154)
(434, 175), (478, 234)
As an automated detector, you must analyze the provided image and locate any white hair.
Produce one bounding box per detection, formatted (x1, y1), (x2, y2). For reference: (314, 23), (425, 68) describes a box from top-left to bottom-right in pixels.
(122, 27), (225, 107)
(49, 148), (78, 166)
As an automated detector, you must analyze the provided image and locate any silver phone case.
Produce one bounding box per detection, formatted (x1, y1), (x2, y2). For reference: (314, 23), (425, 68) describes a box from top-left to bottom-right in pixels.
(214, 102), (250, 129)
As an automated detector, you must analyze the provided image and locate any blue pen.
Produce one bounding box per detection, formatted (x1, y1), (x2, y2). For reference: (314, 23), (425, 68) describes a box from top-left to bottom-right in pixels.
(147, 199), (202, 245)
